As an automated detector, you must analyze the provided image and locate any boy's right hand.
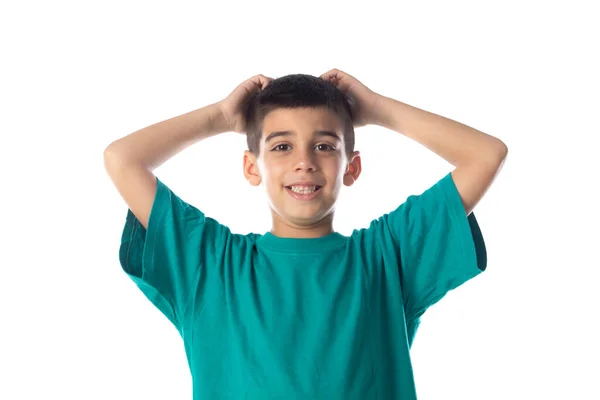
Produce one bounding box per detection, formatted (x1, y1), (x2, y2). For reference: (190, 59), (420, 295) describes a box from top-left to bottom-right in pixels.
(218, 74), (273, 134)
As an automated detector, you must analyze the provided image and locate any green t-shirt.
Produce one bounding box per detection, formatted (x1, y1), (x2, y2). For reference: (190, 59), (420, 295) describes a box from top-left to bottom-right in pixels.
(119, 171), (487, 399)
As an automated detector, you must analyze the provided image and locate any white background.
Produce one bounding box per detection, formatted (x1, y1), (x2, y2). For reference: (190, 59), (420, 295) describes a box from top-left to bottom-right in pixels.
(2, 0), (599, 399)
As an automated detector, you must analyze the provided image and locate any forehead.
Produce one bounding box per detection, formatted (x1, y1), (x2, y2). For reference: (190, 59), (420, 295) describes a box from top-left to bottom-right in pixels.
(262, 107), (342, 140)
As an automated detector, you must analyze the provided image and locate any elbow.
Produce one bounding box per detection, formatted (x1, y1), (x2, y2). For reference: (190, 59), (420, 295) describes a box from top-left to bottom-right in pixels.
(103, 143), (131, 171)
(487, 140), (508, 163)
(497, 140), (508, 157)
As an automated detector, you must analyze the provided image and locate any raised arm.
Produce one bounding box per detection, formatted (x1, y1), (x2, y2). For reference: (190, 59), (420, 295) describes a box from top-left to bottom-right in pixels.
(103, 101), (230, 229)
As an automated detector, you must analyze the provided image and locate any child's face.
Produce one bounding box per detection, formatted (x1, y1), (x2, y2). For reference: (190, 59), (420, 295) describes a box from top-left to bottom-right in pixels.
(243, 107), (361, 232)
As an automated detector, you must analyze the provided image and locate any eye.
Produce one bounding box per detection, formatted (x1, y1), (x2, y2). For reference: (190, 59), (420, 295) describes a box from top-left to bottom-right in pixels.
(316, 143), (336, 151)
(272, 144), (291, 152)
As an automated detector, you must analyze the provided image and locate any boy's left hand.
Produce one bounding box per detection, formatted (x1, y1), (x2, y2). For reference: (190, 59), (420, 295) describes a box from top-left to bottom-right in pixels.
(320, 68), (382, 128)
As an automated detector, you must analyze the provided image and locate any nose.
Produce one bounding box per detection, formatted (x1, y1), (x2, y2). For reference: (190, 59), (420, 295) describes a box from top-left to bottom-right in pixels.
(293, 148), (317, 172)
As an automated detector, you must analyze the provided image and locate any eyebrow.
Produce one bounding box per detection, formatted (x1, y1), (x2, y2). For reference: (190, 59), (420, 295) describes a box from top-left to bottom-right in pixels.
(265, 130), (341, 143)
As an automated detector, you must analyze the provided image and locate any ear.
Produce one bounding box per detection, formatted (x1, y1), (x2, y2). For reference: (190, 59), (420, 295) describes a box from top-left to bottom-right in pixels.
(343, 151), (361, 186)
(243, 150), (262, 186)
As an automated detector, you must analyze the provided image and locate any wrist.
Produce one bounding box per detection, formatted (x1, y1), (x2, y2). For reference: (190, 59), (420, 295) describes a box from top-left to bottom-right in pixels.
(209, 102), (232, 134)
(369, 94), (390, 127)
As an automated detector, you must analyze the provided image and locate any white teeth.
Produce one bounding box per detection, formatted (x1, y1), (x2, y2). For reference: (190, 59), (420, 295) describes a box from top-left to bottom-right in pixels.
(290, 185), (318, 194)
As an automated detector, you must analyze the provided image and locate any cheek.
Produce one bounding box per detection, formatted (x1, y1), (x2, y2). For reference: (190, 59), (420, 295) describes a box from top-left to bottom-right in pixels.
(262, 163), (285, 188)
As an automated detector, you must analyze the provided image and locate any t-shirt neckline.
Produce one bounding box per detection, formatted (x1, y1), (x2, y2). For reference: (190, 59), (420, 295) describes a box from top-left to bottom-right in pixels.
(257, 231), (347, 253)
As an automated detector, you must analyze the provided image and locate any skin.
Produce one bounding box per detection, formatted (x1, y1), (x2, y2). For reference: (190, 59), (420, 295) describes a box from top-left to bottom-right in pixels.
(243, 107), (362, 239)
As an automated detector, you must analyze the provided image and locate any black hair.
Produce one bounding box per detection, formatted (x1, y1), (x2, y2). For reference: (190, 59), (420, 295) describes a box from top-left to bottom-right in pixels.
(242, 73), (356, 157)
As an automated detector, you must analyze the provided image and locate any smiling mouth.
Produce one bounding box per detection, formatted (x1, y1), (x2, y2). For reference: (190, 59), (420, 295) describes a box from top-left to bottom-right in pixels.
(284, 185), (323, 200)
(284, 186), (322, 192)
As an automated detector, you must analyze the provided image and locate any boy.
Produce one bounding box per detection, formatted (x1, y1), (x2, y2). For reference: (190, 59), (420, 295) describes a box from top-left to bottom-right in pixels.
(104, 69), (508, 399)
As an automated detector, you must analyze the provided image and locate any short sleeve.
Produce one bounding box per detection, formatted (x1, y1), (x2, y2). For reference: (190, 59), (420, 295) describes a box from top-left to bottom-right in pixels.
(384, 172), (487, 322)
(118, 176), (231, 332)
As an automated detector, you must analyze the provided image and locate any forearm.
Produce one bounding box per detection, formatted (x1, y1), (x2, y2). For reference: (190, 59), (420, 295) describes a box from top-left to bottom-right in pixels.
(104, 101), (230, 170)
(373, 95), (507, 166)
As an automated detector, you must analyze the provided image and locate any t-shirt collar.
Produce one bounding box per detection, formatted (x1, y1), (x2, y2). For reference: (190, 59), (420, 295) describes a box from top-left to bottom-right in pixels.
(256, 231), (347, 253)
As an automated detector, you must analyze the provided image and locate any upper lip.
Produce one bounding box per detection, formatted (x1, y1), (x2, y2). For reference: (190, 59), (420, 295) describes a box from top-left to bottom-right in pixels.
(286, 181), (322, 187)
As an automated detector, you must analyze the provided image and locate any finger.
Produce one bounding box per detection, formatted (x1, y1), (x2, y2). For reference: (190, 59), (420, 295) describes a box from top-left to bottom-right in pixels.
(320, 68), (338, 78)
(320, 73), (335, 82)
(263, 76), (274, 88)
(320, 68), (343, 81)
(257, 74), (273, 89)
